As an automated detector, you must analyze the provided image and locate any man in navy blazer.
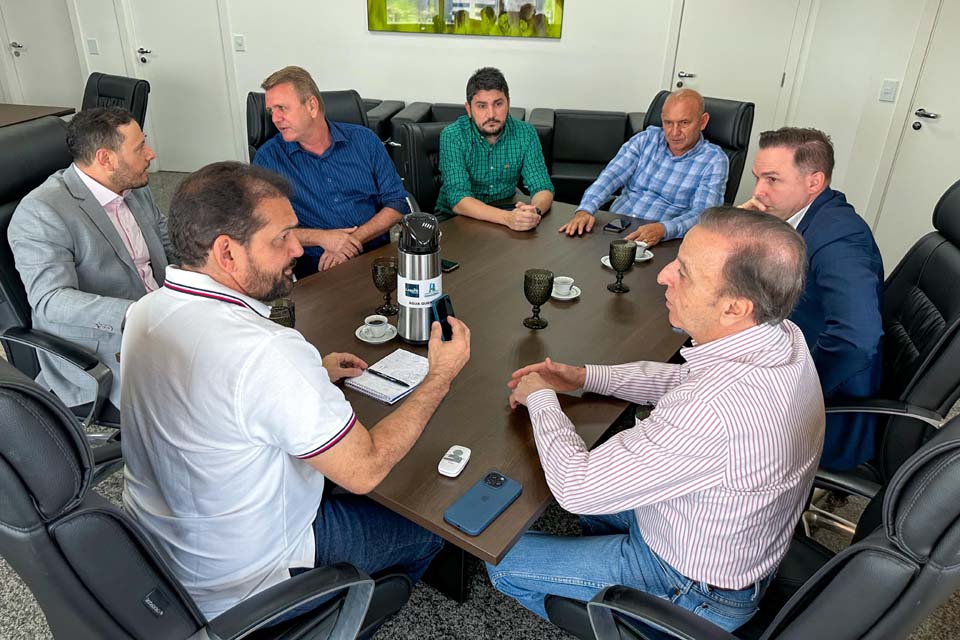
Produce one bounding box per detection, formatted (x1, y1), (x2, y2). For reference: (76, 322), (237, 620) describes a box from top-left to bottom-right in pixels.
(740, 127), (883, 470)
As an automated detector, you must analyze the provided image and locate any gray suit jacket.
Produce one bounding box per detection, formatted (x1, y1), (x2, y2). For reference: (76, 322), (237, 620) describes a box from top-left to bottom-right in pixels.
(8, 164), (175, 408)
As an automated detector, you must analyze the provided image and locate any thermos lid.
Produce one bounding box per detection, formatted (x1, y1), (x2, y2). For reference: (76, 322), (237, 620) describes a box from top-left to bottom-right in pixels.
(399, 213), (440, 254)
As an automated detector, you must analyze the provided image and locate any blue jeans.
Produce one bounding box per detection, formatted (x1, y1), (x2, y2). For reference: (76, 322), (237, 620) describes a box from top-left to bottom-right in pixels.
(268, 492), (442, 625)
(486, 510), (772, 633)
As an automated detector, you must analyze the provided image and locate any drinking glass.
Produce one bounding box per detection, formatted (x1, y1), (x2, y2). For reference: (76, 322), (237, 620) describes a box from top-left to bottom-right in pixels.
(268, 298), (296, 328)
(523, 268), (554, 329)
(607, 240), (637, 293)
(372, 257), (399, 316)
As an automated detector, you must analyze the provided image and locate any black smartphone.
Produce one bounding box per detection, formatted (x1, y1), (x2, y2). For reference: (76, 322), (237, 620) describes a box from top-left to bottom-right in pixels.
(603, 218), (632, 233)
(441, 258), (460, 273)
(431, 294), (455, 341)
(443, 471), (522, 536)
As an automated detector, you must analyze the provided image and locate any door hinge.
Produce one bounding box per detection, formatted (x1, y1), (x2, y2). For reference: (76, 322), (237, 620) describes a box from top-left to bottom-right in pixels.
(781, 72), (786, 88)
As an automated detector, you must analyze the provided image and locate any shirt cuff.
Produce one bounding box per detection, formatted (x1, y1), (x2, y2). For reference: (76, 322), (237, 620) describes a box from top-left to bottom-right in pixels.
(384, 199), (411, 215)
(526, 388), (562, 415)
(583, 364), (611, 395)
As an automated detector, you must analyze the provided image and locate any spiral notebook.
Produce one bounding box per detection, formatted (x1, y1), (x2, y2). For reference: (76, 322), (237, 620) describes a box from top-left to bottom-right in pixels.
(345, 348), (429, 404)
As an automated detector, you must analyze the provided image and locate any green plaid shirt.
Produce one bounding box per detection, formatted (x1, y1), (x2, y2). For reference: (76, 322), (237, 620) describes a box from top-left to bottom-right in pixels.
(436, 114), (554, 212)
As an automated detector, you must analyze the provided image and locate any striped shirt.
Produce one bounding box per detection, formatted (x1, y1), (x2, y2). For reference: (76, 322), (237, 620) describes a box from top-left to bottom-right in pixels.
(121, 266), (356, 618)
(577, 127), (728, 240)
(253, 120), (410, 260)
(436, 114), (554, 212)
(525, 321), (824, 589)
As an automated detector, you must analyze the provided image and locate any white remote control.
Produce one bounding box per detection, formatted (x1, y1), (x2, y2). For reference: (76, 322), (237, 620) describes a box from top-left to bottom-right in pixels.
(438, 445), (471, 478)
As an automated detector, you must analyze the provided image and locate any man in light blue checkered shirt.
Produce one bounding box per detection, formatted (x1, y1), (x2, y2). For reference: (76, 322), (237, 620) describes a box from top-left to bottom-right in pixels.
(559, 89), (728, 246)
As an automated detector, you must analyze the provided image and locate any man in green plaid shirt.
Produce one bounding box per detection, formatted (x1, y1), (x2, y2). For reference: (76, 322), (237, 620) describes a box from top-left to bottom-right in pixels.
(436, 67), (554, 231)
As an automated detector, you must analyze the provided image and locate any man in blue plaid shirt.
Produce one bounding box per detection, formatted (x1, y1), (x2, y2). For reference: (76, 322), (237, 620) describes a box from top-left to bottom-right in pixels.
(559, 89), (728, 247)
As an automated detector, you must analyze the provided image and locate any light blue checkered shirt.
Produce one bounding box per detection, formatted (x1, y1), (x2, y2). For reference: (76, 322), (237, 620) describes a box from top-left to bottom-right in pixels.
(577, 127), (728, 240)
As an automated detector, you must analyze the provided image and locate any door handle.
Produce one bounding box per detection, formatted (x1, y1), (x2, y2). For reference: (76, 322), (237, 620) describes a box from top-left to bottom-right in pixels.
(9, 42), (23, 49)
(137, 47), (152, 54)
(914, 108), (940, 119)
(677, 71), (696, 78)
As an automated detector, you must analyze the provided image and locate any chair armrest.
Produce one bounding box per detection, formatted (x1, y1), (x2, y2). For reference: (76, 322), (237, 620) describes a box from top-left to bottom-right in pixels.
(1, 327), (112, 429)
(392, 101), (432, 124)
(205, 563), (373, 640)
(825, 398), (943, 428)
(366, 99), (405, 122)
(815, 468), (882, 500)
(588, 586), (736, 640)
(627, 111), (646, 137)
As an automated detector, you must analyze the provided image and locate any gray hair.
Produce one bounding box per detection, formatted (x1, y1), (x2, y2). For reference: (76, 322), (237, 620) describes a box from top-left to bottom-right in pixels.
(698, 207), (807, 325)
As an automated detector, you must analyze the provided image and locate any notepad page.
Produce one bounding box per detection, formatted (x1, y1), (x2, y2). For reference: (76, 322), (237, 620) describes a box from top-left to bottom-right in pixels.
(345, 349), (429, 404)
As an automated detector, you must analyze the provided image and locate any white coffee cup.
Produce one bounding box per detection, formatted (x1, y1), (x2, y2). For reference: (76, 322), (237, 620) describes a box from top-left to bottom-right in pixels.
(555, 276), (575, 296)
(364, 314), (389, 338)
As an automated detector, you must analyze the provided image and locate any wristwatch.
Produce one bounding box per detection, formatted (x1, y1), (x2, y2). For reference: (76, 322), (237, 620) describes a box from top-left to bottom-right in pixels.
(534, 207), (542, 216)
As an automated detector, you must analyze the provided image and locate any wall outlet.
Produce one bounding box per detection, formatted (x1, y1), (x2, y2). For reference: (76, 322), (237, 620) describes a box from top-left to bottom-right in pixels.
(86, 38), (100, 55)
(879, 78), (899, 103)
(233, 34), (246, 52)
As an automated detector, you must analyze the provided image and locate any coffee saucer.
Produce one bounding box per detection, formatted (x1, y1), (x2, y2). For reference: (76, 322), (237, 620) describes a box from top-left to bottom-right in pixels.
(601, 250), (654, 269)
(551, 285), (582, 301)
(355, 324), (398, 344)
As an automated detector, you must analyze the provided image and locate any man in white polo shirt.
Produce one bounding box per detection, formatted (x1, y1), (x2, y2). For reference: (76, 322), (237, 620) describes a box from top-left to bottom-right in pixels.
(120, 161), (471, 620)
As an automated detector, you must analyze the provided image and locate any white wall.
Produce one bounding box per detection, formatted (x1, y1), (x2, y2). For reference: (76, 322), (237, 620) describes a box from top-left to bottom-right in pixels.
(228, 0), (673, 112)
(786, 0), (924, 226)
(69, 0), (130, 77)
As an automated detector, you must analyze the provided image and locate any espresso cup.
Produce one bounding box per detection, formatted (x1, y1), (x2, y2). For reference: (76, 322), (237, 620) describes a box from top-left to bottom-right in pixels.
(554, 276), (575, 296)
(364, 314), (389, 338)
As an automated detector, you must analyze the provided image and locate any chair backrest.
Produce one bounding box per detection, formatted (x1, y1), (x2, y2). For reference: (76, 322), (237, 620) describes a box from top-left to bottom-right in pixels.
(759, 413), (960, 639)
(642, 90), (755, 205)
(246, 89), (370, 160)
(0, 117), (73, 375)
(0, 359), (207, 639)
(551, 109), (630, 164)
(81, 72), (151, 129)
(872, 179), (960, 479)
(393, 121), (446, 213)
(428, 102), (526, 124)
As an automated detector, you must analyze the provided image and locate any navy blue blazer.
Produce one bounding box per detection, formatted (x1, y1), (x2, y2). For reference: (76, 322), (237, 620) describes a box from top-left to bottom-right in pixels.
(791, 188), (884, 470)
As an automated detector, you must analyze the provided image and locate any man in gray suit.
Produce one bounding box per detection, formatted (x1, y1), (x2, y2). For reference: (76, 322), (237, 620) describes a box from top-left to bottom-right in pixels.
(8, 106), (175, 413)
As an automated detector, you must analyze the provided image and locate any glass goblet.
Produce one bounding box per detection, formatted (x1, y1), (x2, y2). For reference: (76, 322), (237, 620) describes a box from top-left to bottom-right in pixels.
(523, 268), (554, 330)
(372, 257), (399, 316)
(607, 240), (637, 294)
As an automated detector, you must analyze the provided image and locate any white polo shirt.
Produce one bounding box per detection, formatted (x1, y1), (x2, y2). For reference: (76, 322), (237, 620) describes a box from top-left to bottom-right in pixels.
(120, 266), (356, 619)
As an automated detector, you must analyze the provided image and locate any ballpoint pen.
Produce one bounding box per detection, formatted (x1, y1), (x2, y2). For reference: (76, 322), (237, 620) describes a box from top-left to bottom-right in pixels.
(365, 368), (410, 388)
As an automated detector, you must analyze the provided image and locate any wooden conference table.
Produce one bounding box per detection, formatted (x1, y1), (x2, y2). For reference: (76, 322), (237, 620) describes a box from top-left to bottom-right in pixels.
(291, 202), (687, 566)
(0, 103), (75, 128)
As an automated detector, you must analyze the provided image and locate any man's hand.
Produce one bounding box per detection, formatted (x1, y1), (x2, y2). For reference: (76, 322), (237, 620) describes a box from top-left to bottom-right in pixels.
(318, 250), (350, 271)
(426, 317), (471, 384)
(322, 352), (368, 383)
(625, 222), (666, 247)
(502, 206), (542, 232)
(509, 372), (554, 409)
(737, 197), (768, 212)
(318, 227), (364, 257)
(508, 357), (586, 395)
(558, 210), (595, 236)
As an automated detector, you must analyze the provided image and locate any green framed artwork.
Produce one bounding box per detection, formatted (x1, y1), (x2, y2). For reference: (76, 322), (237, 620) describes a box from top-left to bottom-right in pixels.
(367, 0), (564, 39)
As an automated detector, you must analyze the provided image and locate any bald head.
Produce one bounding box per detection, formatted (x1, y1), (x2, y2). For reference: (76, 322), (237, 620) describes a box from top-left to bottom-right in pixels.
(664, 88), (705, 118)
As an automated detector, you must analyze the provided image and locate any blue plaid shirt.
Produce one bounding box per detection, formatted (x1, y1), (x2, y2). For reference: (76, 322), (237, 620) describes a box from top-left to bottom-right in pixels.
(253, 120), (410, 260)
(577, 127), (728, 240)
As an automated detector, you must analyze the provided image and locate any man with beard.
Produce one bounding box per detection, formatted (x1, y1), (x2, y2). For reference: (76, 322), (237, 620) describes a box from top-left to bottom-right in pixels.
(8, 106), (174, 415)
(120, 162), (471, 621)
(436, 66), (554, 231)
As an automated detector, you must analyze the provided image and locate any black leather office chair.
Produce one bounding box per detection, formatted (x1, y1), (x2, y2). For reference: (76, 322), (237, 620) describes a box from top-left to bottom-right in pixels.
(392, 120), (447, 214)
(545, 412), (960, 640)
(0, 116), (118, 438)
(525, 108), (646, 205)
(0, 358), (412, 639)
(246, 90), (404, 161)
(81, 72), (151, 129)
(643, 91), (755, 206)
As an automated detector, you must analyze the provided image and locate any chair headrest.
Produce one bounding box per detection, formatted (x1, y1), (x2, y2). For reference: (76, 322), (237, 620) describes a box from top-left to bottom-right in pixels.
(0, 360), (93, 521)
(246, 90), (369, 151)
(0, 117), (71, 204)
(933, 179), (960, 246)
(642, 90), (754, 151)
(883, 413), (960, 561)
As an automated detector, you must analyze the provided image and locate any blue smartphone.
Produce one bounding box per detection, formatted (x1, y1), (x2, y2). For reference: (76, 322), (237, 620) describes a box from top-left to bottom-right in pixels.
(431, 294), (455, 341)
(443, 471), (522, 536)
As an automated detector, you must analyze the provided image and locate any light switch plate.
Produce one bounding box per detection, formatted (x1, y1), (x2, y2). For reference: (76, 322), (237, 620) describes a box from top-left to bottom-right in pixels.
(879, 78), (899, 103)
(86, 38), (99, 55)
(232, 34), (246, 52)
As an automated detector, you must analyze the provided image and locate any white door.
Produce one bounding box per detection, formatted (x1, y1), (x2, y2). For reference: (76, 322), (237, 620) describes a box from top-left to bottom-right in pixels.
(128, 0), (241, 171)
(873, 1), (960, 272)
(0, 0), (82, 107)
(669, 0), (804, 203)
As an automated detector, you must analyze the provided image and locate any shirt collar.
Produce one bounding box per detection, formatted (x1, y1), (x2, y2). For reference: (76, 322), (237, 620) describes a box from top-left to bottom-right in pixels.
(786, 201), (813, 229)
(284, 119), (348, 157)
(73, 163), (127, 207)
(680, 322), (788, 369)
(655, 128), (706, 160)
(162, 265), (272, 317)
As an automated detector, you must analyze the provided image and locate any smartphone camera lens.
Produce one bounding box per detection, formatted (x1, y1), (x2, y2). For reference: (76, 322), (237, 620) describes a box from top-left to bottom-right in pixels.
(484, 472), (504, 487)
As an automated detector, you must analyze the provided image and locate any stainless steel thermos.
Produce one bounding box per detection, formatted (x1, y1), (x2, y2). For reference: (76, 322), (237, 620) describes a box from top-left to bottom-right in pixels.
(397, 213), (441, 344)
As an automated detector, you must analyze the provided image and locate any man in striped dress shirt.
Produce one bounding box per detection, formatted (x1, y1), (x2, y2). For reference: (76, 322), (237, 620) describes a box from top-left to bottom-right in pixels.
(491, 207), (825, 632)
